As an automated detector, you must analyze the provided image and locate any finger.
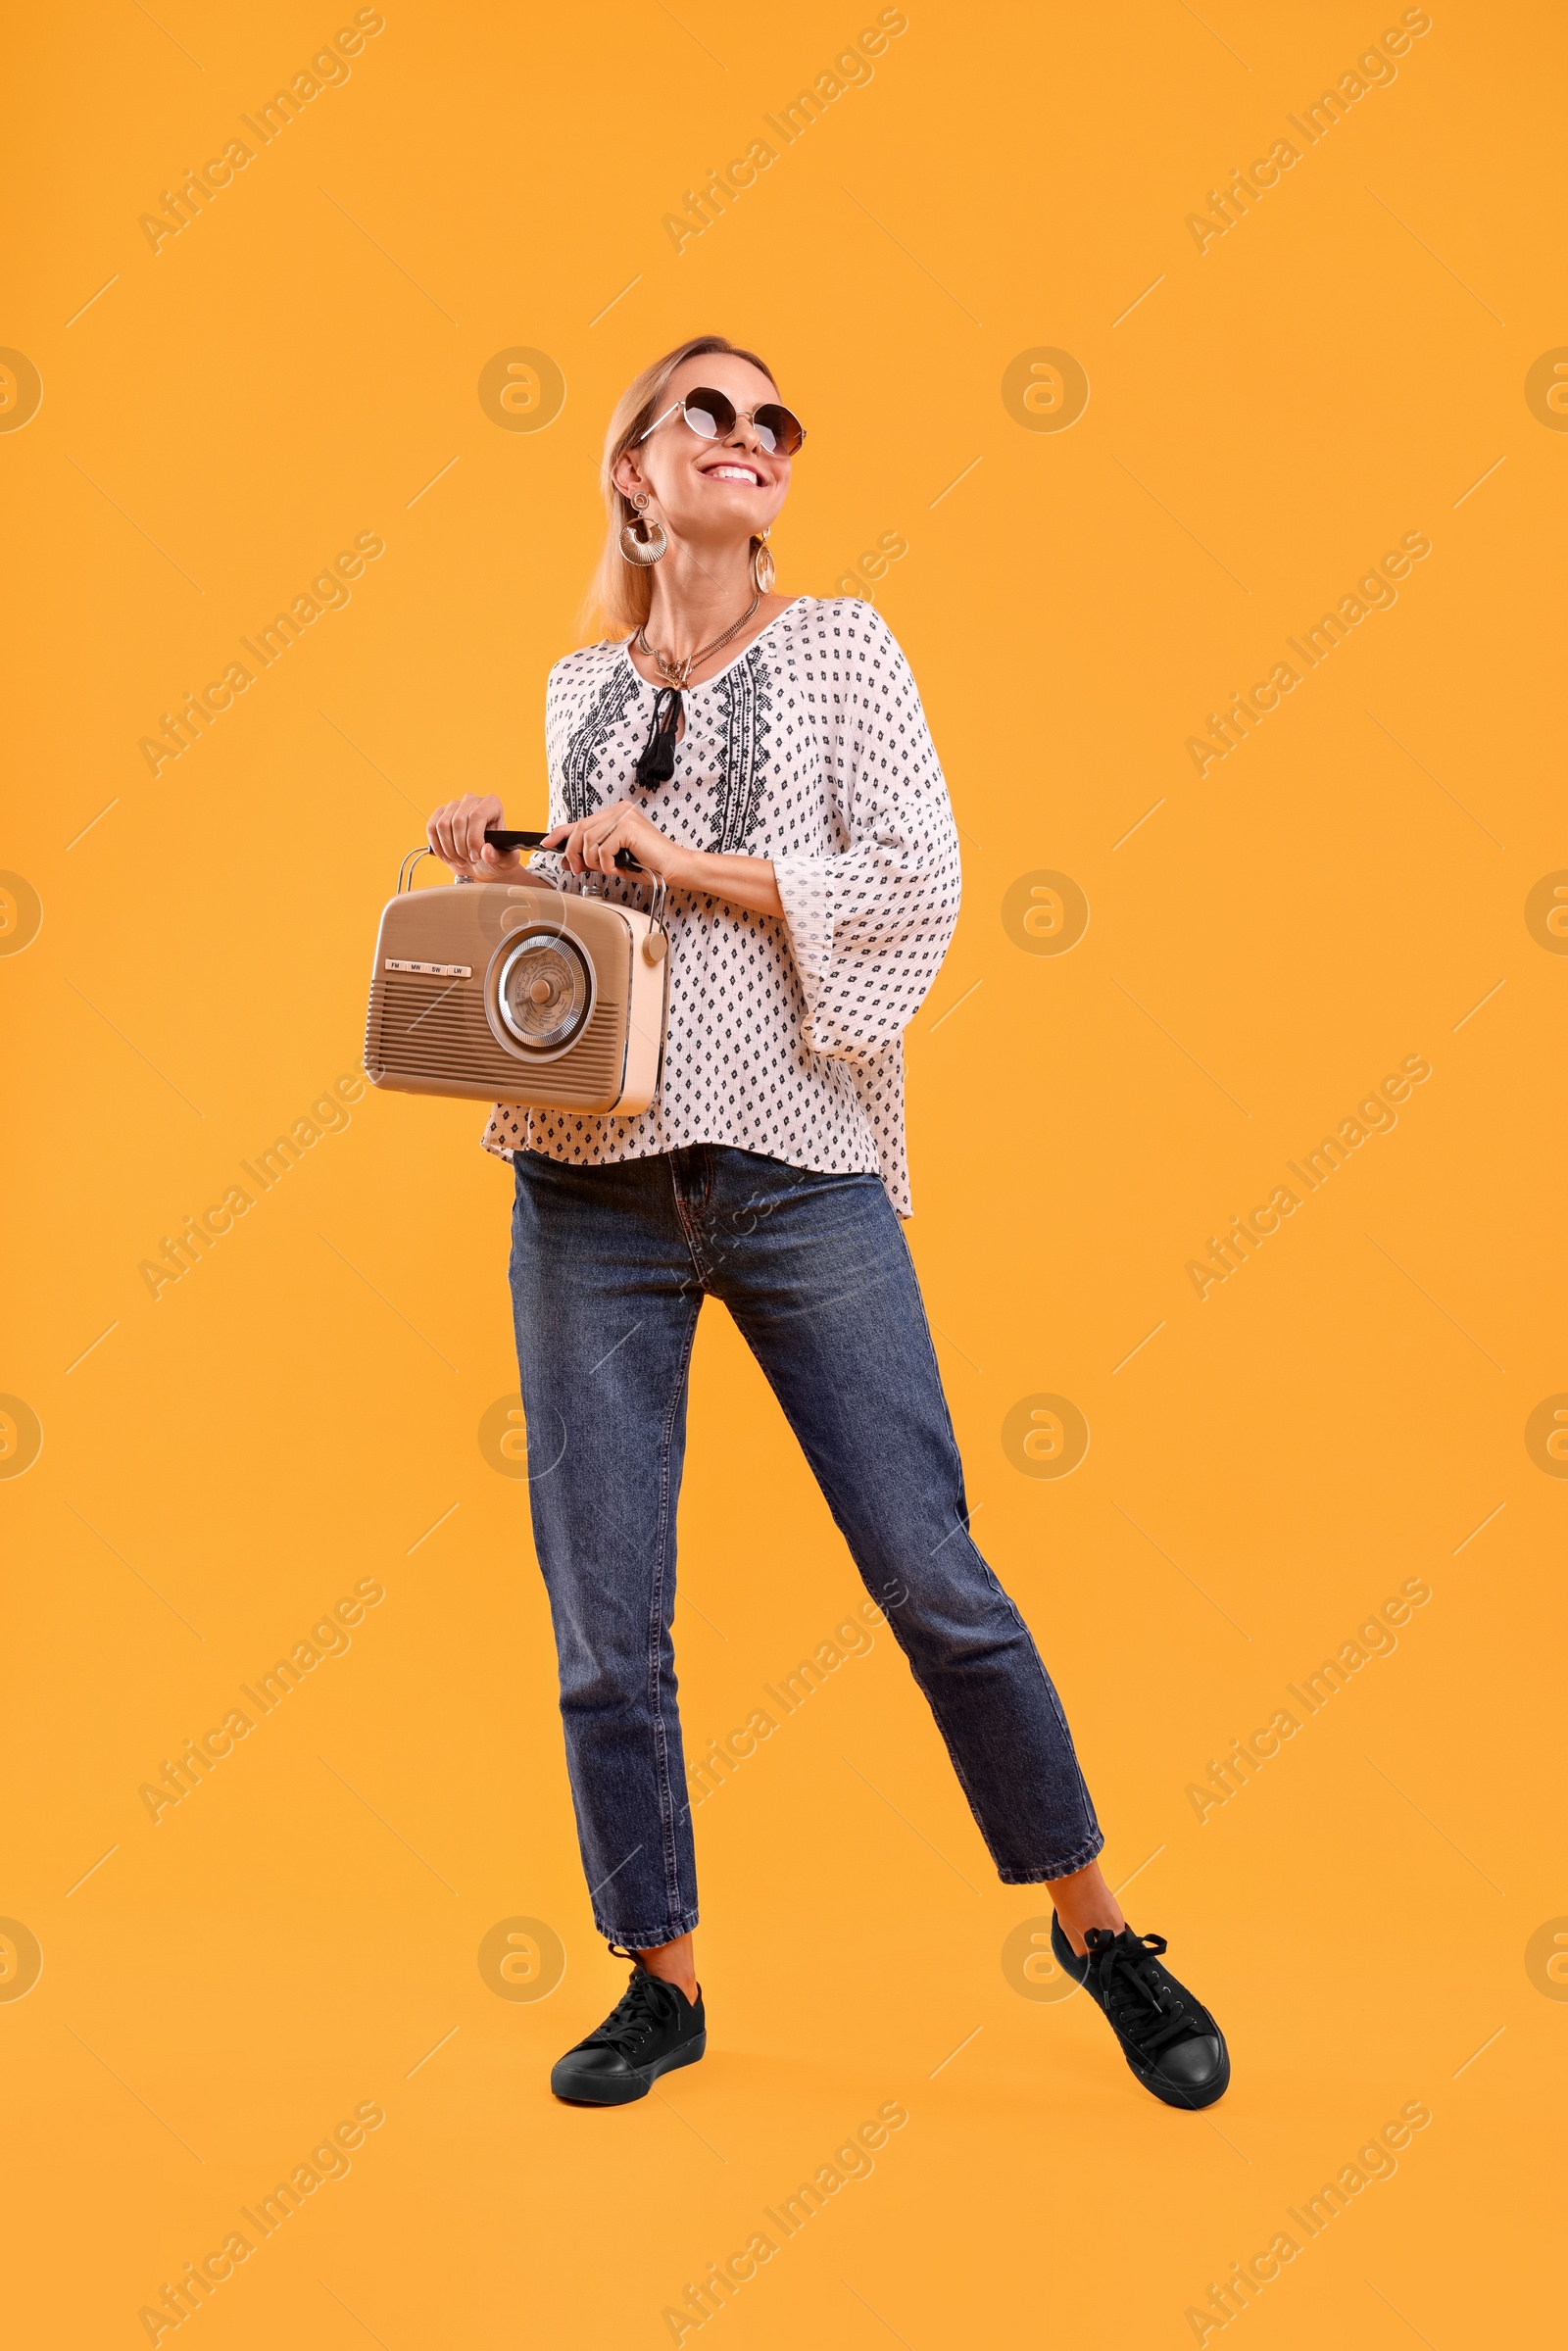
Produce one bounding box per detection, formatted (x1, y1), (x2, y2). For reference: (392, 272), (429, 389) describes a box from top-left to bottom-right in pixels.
(458, 797), (488, 869)
(430, 807), (463, 869)
(584, 816), (619, 873)
(595, 808), (634, 868)
(439, 799), (474, 872)
(605, 818), (646, 875)
(478, 795), (514, 870)
(479, 797), (508, 863)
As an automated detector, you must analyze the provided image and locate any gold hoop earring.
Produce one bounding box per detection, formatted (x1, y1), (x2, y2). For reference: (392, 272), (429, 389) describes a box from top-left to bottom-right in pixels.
(751, 526), (775, 595)
(620, 492), (667, 566)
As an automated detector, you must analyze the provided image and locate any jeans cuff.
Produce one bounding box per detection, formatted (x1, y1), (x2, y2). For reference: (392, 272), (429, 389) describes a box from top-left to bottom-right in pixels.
(593, 1905), (701, 1949)
(994, 1828), (1104, 1886)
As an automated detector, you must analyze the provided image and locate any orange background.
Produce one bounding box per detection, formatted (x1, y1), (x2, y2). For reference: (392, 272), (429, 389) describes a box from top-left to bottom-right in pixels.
(3, 1), (1563, 2342)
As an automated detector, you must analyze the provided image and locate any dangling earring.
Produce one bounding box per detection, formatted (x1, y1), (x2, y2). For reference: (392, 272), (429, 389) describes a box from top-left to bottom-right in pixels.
(751, 526), (775, 595)
(620, 492), (666, 566)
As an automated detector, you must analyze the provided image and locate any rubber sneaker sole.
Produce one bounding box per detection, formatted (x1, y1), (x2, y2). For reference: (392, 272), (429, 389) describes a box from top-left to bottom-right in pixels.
(550, 2030), (707, 2106)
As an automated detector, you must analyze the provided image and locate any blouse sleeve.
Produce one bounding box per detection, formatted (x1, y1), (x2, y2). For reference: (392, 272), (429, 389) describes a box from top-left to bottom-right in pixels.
(771, 607), (961, 1066)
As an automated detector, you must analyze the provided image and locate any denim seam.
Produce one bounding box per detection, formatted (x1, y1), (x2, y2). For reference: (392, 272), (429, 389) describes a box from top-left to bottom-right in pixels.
(733, 1212), (1101, 1879)
(862, 1578), (1012, 1865)
(738, 1335), (1104, 1881)
(888, 1218), (1102, 1863)
(667, 1151), (714, 1290)
(722, 1319), (1030, 1878)
(591, 1904), (702, 1947)
(995, 1828), (1105, 1886)
(646, 1294), (703, 1944)
(939, 1525), (1102, 1862)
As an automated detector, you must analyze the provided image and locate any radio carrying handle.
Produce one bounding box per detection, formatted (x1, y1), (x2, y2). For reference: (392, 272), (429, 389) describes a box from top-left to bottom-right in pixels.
(395, 833), (644, 896)
(485, 828), (644, 872)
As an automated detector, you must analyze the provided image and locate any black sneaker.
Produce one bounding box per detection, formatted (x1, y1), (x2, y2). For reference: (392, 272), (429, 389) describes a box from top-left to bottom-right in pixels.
(1051, 1916), (1230, 2110)
(550, 1946), (707, 2106)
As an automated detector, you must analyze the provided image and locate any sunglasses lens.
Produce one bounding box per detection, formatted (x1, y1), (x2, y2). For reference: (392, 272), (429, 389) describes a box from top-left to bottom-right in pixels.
(681, 390), (734, 440)
(754, 405), (804, 457)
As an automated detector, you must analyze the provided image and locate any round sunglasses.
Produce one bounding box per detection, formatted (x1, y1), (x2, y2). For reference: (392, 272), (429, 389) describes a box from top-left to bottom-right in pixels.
(640, 385), (806, 459)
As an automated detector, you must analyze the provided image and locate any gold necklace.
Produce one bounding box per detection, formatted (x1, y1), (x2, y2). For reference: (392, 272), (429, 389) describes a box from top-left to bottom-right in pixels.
(634, 592), (760, 690)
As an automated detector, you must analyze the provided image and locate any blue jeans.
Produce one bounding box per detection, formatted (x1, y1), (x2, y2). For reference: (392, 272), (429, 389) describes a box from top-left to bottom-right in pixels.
(509, 1144), (1102, 1947)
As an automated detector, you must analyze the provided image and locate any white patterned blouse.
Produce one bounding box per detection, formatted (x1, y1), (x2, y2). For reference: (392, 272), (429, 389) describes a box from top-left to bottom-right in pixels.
(482, 595), (961, 1216)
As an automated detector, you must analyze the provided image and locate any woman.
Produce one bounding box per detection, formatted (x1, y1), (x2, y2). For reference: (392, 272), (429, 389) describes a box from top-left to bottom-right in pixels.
(427, 335), (1228, 2112)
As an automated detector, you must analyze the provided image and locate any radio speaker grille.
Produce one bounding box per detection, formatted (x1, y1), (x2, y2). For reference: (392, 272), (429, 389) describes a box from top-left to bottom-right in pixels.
(368, 973), (623, 1102)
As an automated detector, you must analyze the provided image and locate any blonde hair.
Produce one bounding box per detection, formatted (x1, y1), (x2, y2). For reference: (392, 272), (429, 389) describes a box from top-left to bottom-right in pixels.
(581, 334), (779, 639)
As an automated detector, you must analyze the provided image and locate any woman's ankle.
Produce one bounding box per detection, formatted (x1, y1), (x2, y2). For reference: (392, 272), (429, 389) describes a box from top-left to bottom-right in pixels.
(1046, 1859), (1125, 1957)
(635, 1935), (698, 2003)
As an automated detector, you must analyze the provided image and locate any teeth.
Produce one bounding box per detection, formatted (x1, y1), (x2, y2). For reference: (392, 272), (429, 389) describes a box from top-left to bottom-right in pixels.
(709, 465), (759, 483)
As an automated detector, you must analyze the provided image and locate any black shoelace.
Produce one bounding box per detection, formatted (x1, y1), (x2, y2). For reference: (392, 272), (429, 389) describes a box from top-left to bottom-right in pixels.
(584, 1952), (683, 2056)
(1084, 1928), (1196, 2055)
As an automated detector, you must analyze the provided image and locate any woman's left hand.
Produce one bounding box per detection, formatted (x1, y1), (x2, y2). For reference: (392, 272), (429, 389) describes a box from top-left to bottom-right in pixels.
(542, 802), (691, 883)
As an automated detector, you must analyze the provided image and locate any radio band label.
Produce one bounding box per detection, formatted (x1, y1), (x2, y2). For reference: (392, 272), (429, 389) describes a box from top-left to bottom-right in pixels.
(385, 957), (472, 977)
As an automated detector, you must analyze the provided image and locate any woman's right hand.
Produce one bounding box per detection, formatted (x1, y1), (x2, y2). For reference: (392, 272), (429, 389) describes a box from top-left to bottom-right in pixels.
(426, 793), (522, 880)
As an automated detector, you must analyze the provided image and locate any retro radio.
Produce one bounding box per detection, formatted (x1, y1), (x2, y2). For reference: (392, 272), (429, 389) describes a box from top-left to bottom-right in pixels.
(365, 831), (670, 1115)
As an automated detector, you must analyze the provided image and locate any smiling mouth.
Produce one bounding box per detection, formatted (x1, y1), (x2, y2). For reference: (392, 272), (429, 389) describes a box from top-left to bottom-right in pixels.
(704, 463), (763, 486)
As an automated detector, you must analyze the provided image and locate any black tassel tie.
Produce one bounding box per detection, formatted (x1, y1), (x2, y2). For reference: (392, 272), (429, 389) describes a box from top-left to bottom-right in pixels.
(635, 686), (682, 787)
